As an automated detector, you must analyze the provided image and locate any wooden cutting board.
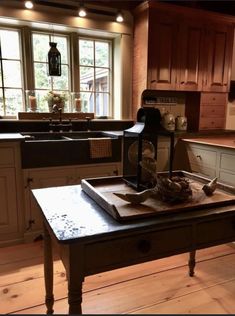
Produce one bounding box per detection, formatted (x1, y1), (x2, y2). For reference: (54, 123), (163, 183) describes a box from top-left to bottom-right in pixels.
(81, 172), (235, 221)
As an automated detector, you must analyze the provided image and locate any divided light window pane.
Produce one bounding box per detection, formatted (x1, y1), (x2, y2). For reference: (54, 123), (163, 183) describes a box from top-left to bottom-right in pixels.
(79, 38), (111, 117)
(0, 28), (23, 116)
(32, 32), (70, 112)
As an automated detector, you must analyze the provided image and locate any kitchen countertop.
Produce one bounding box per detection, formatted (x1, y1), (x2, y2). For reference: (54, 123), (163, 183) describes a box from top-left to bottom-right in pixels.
(0, 133), (25, 141)
(182, 135), (235, 149)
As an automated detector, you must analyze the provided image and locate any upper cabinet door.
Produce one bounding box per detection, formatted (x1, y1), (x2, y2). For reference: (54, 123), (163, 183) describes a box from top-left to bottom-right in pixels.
(177, 20), (204, 91)
(203, 23), (233, 92)
(147, 11), (178, 90)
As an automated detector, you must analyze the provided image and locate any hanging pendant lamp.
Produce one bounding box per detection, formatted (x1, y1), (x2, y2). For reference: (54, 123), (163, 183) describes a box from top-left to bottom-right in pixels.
(48, 42), (61, 76)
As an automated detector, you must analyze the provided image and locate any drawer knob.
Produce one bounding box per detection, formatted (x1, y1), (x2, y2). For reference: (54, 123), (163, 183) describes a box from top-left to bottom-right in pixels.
(137, 239), (151, 253)
(196, 155), (202, 160)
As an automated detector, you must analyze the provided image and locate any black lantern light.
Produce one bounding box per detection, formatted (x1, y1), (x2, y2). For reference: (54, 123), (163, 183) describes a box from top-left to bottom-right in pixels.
(48, 42), (61, 76)
(122, 107), (175, 192)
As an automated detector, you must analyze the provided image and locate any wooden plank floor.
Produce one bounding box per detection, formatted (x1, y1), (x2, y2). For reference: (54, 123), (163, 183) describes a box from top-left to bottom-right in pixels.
(1, 241), (235, 314)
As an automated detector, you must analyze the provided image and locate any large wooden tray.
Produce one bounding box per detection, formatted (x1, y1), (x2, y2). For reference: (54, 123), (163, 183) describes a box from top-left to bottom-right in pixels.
(81, 171), (235, 221)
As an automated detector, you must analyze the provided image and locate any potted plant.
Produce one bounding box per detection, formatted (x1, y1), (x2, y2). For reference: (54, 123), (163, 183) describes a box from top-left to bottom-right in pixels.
(43, 91), (68, 112)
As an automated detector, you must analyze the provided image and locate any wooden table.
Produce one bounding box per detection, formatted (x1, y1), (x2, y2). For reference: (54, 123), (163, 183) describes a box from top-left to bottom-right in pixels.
(32, 183), (235, 314)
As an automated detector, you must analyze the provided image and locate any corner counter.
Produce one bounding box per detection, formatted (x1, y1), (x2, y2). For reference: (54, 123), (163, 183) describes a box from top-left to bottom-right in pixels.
(180, 133), (235, 186)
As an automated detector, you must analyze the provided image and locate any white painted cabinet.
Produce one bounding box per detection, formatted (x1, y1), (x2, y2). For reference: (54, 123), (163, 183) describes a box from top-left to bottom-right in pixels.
(185, 141), (235, 186)
(186, 143), (217, 178)
(0, 143), (24, 247)
(23, 162), (121, 241)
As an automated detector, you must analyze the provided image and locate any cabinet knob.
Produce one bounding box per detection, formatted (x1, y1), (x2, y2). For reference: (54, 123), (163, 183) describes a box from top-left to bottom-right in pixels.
(137, 239), (151, 254)
(180, 81), (185, 84)
(25, 177), (33, 188)
(196, 155), (202, 160)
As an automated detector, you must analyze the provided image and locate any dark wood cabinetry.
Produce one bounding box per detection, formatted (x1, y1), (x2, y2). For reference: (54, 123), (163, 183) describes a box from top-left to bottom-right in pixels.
(203, 23), (234, 92)
(132, 1), (234, 121)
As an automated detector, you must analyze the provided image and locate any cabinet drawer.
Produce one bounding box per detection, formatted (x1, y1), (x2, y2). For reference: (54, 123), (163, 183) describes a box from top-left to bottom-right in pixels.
(190, 163), (216, 179)
(196, 216), (235, 245)
(219, 171), (235, 186)
(85, 225), (192, 274)
(200, 105), (225, 117)
(0, 148), (14, 166)
(199, 117), (225, 129)
(187, 145), (217, 167)
(220, 152), (235, 172)
(200, 93), (227, 105)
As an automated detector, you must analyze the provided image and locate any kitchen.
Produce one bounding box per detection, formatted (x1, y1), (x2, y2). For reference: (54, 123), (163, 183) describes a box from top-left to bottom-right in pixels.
(2, 0), (235, 314)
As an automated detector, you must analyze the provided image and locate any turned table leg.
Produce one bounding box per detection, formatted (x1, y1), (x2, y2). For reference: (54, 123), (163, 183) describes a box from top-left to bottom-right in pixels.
(188, 250), (196, 277)
(43, 224), (54, 314)
(66, 244), (84, 314)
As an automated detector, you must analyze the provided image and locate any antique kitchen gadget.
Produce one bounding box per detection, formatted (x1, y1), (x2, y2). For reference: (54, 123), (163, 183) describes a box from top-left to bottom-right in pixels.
(122, 107), (175, 191)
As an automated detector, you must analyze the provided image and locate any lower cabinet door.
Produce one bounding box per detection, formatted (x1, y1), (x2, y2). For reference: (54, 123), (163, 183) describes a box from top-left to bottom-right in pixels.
(0, 168), (19, 235)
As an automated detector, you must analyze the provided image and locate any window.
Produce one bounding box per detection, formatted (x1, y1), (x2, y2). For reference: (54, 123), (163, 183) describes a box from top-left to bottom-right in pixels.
(79, 38), (112, 117)
(32, 32), (70, 112)
(0, 27), (114, 117)
(0, 28), (23, 117)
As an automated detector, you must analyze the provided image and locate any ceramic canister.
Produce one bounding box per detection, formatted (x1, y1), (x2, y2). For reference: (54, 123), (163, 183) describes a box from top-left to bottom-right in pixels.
(176, 115), (187, 131)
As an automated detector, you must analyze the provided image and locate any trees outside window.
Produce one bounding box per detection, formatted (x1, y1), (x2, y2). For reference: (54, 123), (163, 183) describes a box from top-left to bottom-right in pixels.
(79, 38), (111, 117)
(32, 32), (70, 112)
(0, 29), (23, 116)
(0, 27), (113, 117)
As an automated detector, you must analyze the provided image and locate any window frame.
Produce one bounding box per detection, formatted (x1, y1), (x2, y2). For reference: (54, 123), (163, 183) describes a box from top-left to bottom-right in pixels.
(78, 36), (113, 118)
(0, 24), (115, 118)
(0, 26), (24, 118)
(31, 30), (71, 112)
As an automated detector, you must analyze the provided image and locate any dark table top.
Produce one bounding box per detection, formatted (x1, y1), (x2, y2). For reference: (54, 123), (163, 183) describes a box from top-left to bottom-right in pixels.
(32, 184), (235, 244)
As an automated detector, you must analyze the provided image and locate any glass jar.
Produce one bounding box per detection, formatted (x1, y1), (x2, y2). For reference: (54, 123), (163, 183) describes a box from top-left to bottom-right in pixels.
(71, 92), (82, 112)
(26, 90), (37, 112)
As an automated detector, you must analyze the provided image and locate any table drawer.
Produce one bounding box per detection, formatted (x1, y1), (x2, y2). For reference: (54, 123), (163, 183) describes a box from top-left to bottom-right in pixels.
(85, 225), (192, 274)
(200, 93), (227, 105)
(0, 148), (14, 166)
(196, 216), (235, 245)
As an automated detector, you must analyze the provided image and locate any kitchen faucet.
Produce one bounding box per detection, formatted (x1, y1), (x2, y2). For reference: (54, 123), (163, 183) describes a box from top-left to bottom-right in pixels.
(48, 104), (72, 132)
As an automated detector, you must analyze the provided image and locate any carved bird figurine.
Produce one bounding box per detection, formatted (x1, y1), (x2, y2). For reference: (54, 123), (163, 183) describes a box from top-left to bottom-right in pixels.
(202, 177), (217, 196)
(114, 187), (158, 205)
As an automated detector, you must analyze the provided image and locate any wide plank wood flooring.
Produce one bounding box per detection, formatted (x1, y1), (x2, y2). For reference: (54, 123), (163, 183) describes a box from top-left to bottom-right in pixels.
(1, 241), (235, 314)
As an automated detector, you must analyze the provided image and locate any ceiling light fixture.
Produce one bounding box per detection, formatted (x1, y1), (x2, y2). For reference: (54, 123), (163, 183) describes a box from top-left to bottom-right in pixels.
(24, 1), (34, 9)
(116, 11), (124, 23)
(78, 3), (87, 17)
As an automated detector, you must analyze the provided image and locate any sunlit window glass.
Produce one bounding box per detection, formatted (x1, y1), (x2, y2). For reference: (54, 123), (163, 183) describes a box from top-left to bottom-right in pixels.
(0, 29), (23, 117)
(79, 38), (111, 117)
(32, 32), (70, 112)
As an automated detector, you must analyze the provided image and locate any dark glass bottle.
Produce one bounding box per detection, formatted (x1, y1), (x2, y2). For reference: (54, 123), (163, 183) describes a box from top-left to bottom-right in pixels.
(48, 42), (61, 76)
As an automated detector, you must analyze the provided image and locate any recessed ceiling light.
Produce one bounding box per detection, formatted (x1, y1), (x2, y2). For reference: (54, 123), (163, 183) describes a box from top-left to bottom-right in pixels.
(116, 11), (124, 23)
(25, 1), (34, 9)
(78, 4), (87, 17)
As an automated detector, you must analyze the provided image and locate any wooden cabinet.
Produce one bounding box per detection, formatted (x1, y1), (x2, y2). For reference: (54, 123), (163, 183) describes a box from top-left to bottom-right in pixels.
(184, 140), (235, 185)
(147, 10), (178, 91)
(185, 143), (217, 179)
(23, 162), (121, 241)
(199, 92), (227, 130)
(0, 143), (24, 247)
(132, 2), (234, 118)
(177, 20), (204, 91)
(203, 23), (234, 92)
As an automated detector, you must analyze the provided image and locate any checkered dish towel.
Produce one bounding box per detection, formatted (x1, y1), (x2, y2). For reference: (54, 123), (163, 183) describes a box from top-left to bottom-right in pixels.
(89, 137), (112, 158)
